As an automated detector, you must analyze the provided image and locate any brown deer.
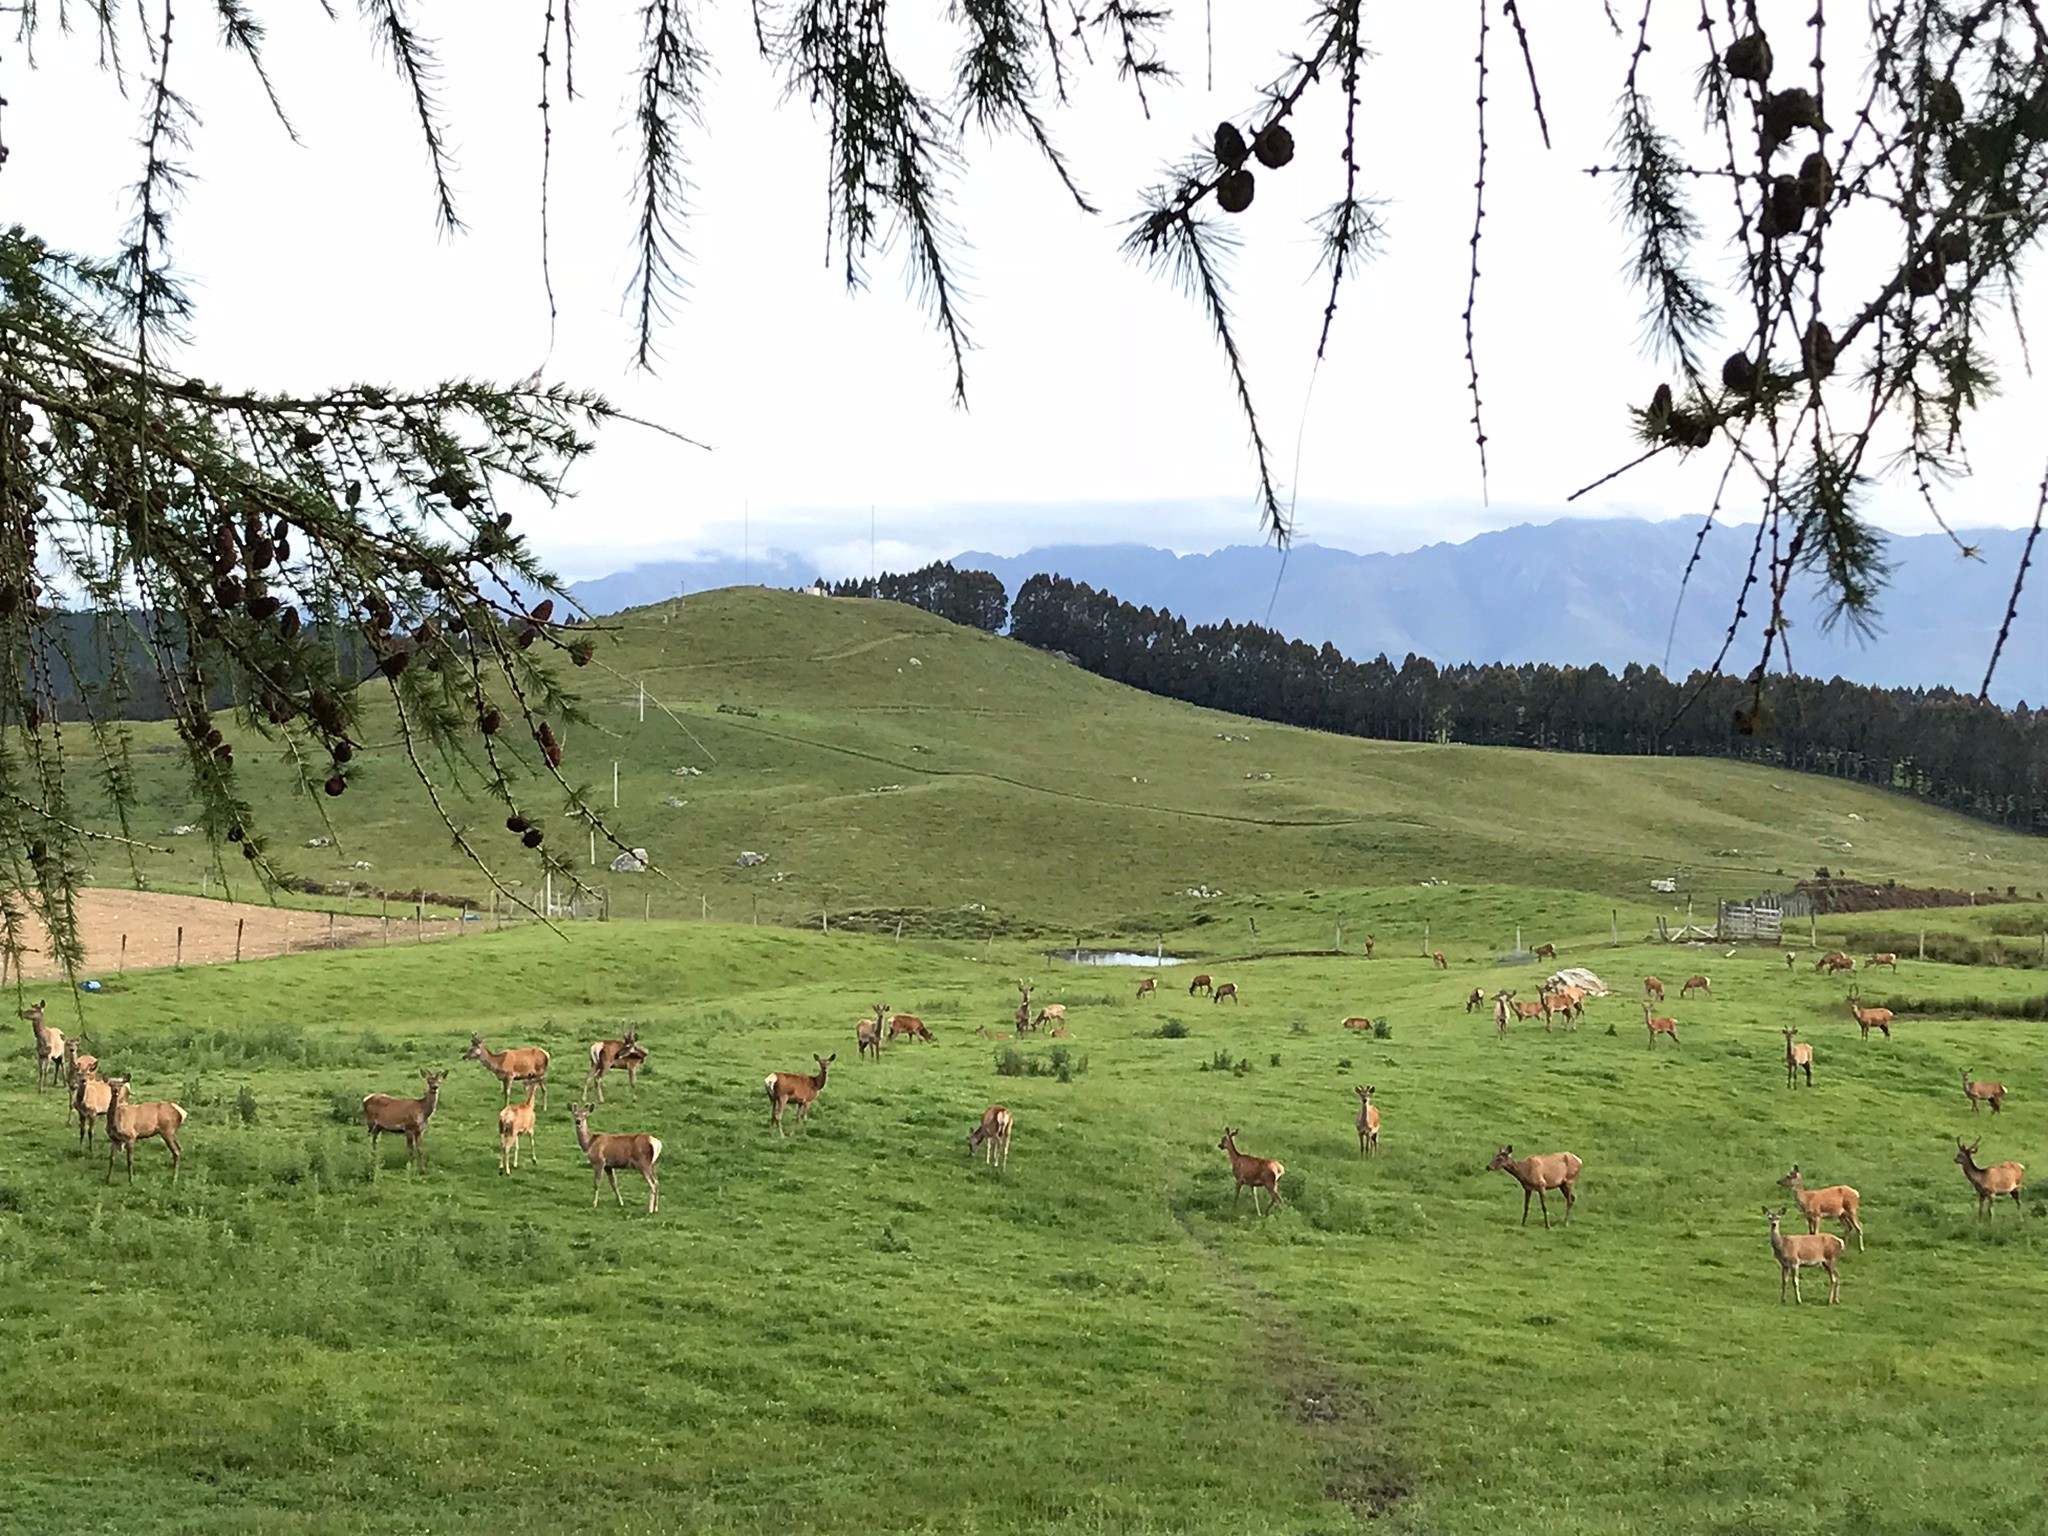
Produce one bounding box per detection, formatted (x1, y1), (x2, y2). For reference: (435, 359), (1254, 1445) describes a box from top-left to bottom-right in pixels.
(102, 1078), (187, 1183)
(1033, 1004), (1066, 1029)
(584, 1032), (648, 1102)
(1353, 1085), (1379, 1157)
(1465, 988), (1486, 1013)
(1764, 1207), (1844, 1304)
(1867, 952), (1899, 972)
(1485, 1145), (1582, 1228)
(1532, 942), (1557, 960)
(1642, 1003), (1680, 1049)
(1643, 977), (1665, 1002)
(1783, 1028), (1813, 1088)
(1539, 990), (1575, 1033)
(1341, 1015), (1374, 1031)
(72, 1066), (113, 1149)
(1680, 975), (1711, 999)
(1785, 951), (1797, 970)
(20, 1001), (68, 1093)
(1847, 997), (1893, 1040)
(1814, 951), (1854, 975)
(1777, 1165), (1863, 1249)
(62, 1034), (98, 1090)
(1015, 982), (1036, 1033)
(1961, 1072), (2007, 1114)
(362, 1069), (448, 1170)
(857, 1005), (885, 1061)
(1187, 973), (1214, 997)
(464, 1034), (551, 1108)
(498, 1082), (541, 1174)
(967, 1105), (1013, 1169)
(765, 1054), (834, 1136)
(974, 1025), (1013, 1041)
(1218, 1128), (1284, 1216)
(1431, 950), (1448, 970)
(886, 1011), (935, 1043)
(569, 1103), (662, 1213)
(1507, 993), (1545, 1027)
(1954, 1140), (2025, 1218)
(1213, 982), (1239, 1004)
(1363, 934), (1376, 960)
(1492, 990), (1512, 1042)
(1136, 977), (1158, 1002)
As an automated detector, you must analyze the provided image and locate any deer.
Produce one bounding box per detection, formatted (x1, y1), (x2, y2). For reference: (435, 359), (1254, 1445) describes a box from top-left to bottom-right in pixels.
(1680, 975), (1710, 999)
(1465, 988), (1485, 1014)
(886, 1010), (935, 1043)
(1847, 995), (1893, 1040)
(1014, 982), (1036, 1033)
(1867, 952), (1899, 972)
(1539, 990), (1575, 1032)
(62, 1034), (98, 1090)
(1777, 1165), (1863, 1249)
(967, 1105), (1013, 1169)
(1341, 1015), (1374, 1031)
(362, 1069), (448, 1171)
(1785, 951), (1797, 970)
(1218, 1128), (1284, 1216)
(1643, 977), (1665, 1002)
(1814, 951), (1854, 975)
(1187, 973), (1214, 997)
(765, 1054), (834, 1136)
(1764, 1208), (1844, 1305)
(568, 1103), (661, 1213)
(1532, 942), (1557, 961)
(1353, 1086), (1380, 1156)
(20, 1001), (68, 1093)
(1033, 1004), (1066, 1029)
(72, 1065), (113, 1149)
(1955, 1140), (2025, 1218)
(1642, 1003), (1680, 1049)
(1136, 977), (1158, 1002)
(974, 1024), (1012, 1041)
(464, 1034), (552, 1108)
(1213, 982), (1239, 1004)
(1431, 950), (1448, 970)
(1783, 1028), (1813, 1088)
(1363, 934), (1375, 960)
(1506, 993), (1545, 1028)
(498, 1082), (541, 1174)
(1492, 990), (1512, 1042)
(1485, 1145), (1582, 1228)
(102, 1077), (187, 1183)
(584, 1032), (648, 1102)
(1961, 1072), (2007, 1114)
(857, 1005), (885, 1061)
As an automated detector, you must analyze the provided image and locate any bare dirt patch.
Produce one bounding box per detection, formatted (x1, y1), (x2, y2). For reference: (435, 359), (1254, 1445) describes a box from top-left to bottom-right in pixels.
(6, 889), (464, 980)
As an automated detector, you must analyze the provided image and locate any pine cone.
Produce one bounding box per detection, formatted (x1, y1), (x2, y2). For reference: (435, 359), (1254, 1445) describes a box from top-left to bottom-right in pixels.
(1721, 352), (1758, 393)
(1803, 320), (1837, 379)
(1723, 33), (1772, 84)
(522, 827), (545, 849)
(1216, 169), (1256, 214)
(1796, 152), (1832, 209)
(1253, 124), (1294, 170)
(1213, 122), (1250, 171)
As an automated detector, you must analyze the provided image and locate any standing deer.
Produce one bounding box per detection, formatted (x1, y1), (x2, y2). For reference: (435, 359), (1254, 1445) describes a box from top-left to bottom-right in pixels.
(1961, 1072), (2007, 1114)
(102, 1078), (187, 1182)
(1642, 1003), (1680, 1049)
(1465, 988), (1485, 1014)
(857, 1005), (885, 1061)
(1533, 942), (1557, 960)
(1492, 990), (1512, 1042)
(1136, 978), (1158, 1002)
(1643, 977), (1665, 1002)
(1363, 935), (1375, 960)
(1212, 983), (1239, 1005)
(1868, 952), (1899, 971)
(362, 1069), (448, 1170)
(72, 1066), (113, 1149)
(1506, 992), (1545, 1028)
(765, 1054), (834, 1136)
(1847, 996), (1893, 1040)
(1539, 990), (1574, 1033)
(568, 1103), (662, 1213)
(1485, 1145), (1582, 1228)
(62, 1035), (98, 1090)
(1218, 1128), (1284, 1216)
(1680, 975), (1710, 999)
(584, 1032), (648, 1102)
(1777, 1166), (1863, 1249)
(464, 1034), (552, 1108)
(1954, 1140), (2025, 1218)
(1187, 973), (1214, 997)
(1353, 1085), (1379, 1157)
(498, 1082), (541, 1174)
(1783, 1028), (1813, 1088)
(887, 1010), (935, 1043)
(20, 1002), (67, 1093)
(1015, 982), (1037, 1033)
(1764, 1207), (1844, 1304)
(1431, 951), (1448, 970)
(967, 1105), (1013, 1169)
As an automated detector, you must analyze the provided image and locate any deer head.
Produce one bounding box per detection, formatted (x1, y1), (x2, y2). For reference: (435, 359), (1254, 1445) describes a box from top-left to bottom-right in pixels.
(462, 1035), (489, 1060)
(1776, 1166), (1803, 1192)
(1484, 1145), (1515, 1173)
(1955, 1139), (1980, 1168)
(1217, 1127), (1238, 1154)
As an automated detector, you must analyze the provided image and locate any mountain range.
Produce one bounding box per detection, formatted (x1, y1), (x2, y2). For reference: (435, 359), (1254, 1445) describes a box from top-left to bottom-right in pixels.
(563, 518), (2046, 704)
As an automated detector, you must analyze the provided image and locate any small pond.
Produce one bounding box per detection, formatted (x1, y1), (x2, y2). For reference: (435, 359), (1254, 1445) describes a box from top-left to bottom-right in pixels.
(1045, 949), (1187, 967)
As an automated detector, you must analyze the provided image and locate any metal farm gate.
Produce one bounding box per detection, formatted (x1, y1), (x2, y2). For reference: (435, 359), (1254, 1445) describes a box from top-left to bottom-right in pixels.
(1717, 889), (1811, 942)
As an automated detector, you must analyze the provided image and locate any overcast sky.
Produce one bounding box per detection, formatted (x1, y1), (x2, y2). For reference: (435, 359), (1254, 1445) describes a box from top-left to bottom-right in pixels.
(9, 4), (2045, 581)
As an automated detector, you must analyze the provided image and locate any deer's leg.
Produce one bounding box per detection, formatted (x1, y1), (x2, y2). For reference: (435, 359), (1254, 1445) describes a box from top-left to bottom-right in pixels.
(608, 1168), (624, 1207)
(1791, 1267), (1803, 1304)
(1521, 1187), (1533, 1226)
(1562, 1184), (1575, 1224)
(1826, 1261), (1840, 1304)
(2012, 1191), (2025, 1217)
(166, 1133), (181, 1181)
(1537, 1189), (1551, 1230)
(1779, 1265), (1788, 1303)
(124, 1143), (135, 1182)
(592, 1170), (603, 1206)
(645, 1172), (658, 1214)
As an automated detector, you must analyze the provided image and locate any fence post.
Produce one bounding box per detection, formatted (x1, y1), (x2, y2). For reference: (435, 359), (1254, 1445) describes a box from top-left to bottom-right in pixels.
(822, 907), (829, 935)
(328, 911), (336, 945)
(1810, 913), (1818, 947)
(1920, 929), (1927, 960)
(416, 901), (424, 942)
(702, 894), (708, 922)
(176, 926), (184, 968)
(1611, 910), (1619, 946)
(613, 761), (620, 809)
(1335, 917), (1342, 953)
(1423, 920), (1430, 955)
(645, 894), (652, 921)
(235, 918), (244, 963)
(119, 933), (128, 973)
(895, 919), (903, 944)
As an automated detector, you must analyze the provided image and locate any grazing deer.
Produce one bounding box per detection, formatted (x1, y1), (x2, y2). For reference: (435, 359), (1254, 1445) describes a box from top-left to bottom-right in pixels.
(1533, 942), (1557, 960)
(498, 1082), (541, 1174)
(102, 1078), (186, 1183)
(1642, 1003), (1680, 1049)
(1643, 977), (1665, 1002)
(1341, 1015), (1374, 1031)
(1136, 977), (1157, 1002)
(1776, 1165), (1864, 1249)
(1867, 952), (1899, 972)
(1847, 996), (1893, 1040)
(464, 1034), (552, 1108)
(1961, 1072), (2007, 1114)
(1485, 1145), (1582, 1228)
(568, 1103), (661, 1213)
(1033, 1004), (1066, 1029)
(1363, 934), (1375, 960)
(1465, 987), (1485, 1013)
(1187, 973), (1214, 997)
(1954, 1140), (2025, 1218)
(1213, 982), (1239, 1005)
(1785, 951), (1797, 970)
(584, 1032), (648, 1102)
(765, 1054), (834, 1136)
(20, 1001), (67, 1093)
(857, 1005), (885, 1061)
(887, 1011), (935, 1043)
(1764, 1208), (1844, 1305)
(72, 1067), (113, 1149)
(1353, 1085), (1379, 1157)
(362, 1069), (448, 1171)
(1218, 1128), (1284, 1216)
(1783, 1028), (1813, 1088)
(1680, 975), (1710, 999)
(1814, 951), (1854, 975)
(967, 1105), (1013, 1169)
(1431, 950), (1448, 970)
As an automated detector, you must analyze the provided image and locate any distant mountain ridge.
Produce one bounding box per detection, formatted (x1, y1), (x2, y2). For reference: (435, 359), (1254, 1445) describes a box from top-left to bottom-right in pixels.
(565, 518), (2046, 703)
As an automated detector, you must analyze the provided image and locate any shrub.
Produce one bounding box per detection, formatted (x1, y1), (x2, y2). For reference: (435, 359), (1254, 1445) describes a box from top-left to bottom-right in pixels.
(1155, 1020), (1190, 1039)
(1289, 1021), (1308, 1036)
(994, 1047), (1027, 1078)
(328, 1090), (362, 1124)
(234, 1084), (259, 1125)
(1202, 1049), (1234, 1072)
(1231, 1057), (1253, 1077)
(1337, 1057), (1352, 1070)
(1269, 1053), (1282, 1067)
(1371, 1019), (1393, 1040)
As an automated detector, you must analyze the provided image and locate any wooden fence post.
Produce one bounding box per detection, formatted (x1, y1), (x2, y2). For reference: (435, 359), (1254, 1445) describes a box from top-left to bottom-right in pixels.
(1611, 910), (1620, 946)
(235, 918), (244, 963)
(119, 934), (128, 973)
(175, 926), (184, 968)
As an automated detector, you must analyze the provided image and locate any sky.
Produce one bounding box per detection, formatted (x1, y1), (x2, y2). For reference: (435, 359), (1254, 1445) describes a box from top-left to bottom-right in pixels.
(7, 4), (2046, 582)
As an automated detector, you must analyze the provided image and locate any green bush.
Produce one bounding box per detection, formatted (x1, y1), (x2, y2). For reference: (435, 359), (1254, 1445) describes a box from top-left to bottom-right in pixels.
(1371, 1019), (1393, 1040)
(1155, 1020), (1190, 1039)
(328, 1090), (362, 1125)
(234, 1084), (259, 1124)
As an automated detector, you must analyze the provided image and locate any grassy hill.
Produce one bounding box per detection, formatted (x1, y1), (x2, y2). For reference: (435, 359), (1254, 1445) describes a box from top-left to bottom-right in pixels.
(81, 588), (2048, 940)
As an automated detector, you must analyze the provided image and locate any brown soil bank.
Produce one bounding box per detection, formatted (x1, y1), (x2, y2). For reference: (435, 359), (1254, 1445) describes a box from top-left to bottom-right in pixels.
(1795, 878), (2034, 914)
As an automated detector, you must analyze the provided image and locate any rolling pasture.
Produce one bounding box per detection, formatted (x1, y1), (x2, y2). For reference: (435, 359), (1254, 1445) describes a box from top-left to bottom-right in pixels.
(3, 909), (2044, 1534)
